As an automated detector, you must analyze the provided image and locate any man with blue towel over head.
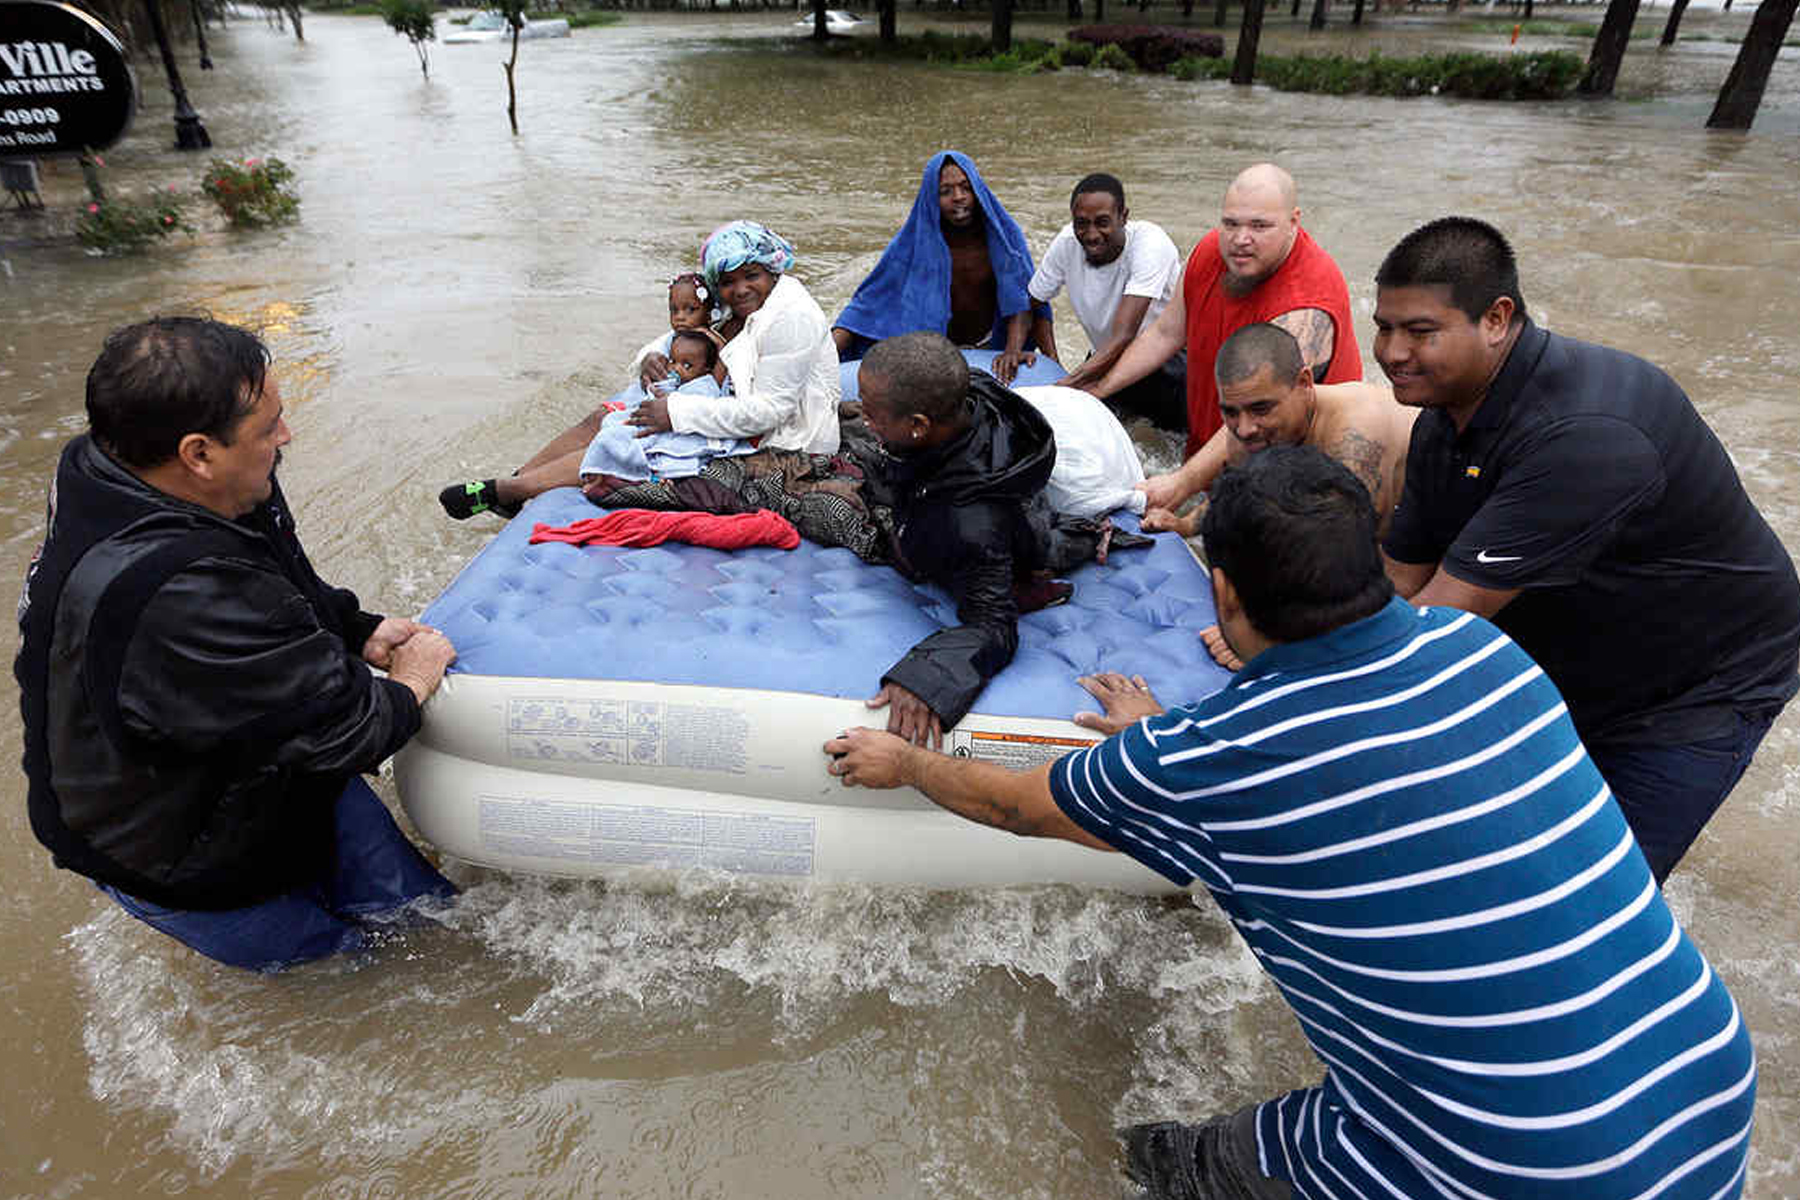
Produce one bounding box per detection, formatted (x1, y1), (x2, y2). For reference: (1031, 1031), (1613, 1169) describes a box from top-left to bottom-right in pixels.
(832, 151), (1055, 386)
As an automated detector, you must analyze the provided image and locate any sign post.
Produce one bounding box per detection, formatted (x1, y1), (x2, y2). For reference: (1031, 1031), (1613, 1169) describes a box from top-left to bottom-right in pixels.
(0, 1), (137, 159)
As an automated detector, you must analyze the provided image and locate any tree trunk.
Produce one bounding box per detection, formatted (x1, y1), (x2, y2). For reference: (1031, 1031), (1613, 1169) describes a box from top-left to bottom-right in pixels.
(1309, 0), (1325, 28)
(1523, 0), (1533, 19)
(880, 0), (896, 40)
(1068, 0), (1082, 18)
(285, 0), (303, 41)
(1290, 0), (1299, 19)
(504, 23), (520, 134)
(1659, 0), (1689, 43)
(1578, 0), (1642, 95)
(991, 0), (1013, 50)
(1214, 0), (1228, 25)
(416, 39), (429, 78)
(812, 0), (827, 39)
(1232, 0), (1264, 82)
(1094, 0), (1104, 20)
(189, 0), (212, 69)
(1351, 0), (1363, 23)
(1708, 0), (1800, 127)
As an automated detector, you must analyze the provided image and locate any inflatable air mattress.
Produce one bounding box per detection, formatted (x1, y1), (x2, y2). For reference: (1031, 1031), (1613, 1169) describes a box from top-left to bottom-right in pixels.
(397, 352), (1230, 895)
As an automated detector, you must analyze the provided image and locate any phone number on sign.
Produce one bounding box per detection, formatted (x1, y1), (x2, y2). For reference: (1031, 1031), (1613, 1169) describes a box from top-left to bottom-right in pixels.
(2, 108), (61, 126)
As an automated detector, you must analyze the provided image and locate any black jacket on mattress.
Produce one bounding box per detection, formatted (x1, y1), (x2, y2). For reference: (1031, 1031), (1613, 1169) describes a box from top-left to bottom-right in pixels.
(876, 375), (1056, 729)
(15, 436), (419, 910)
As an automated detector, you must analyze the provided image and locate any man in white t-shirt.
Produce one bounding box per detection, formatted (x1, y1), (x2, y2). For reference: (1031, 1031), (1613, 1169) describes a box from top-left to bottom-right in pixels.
(1029, 174), (1185, 429)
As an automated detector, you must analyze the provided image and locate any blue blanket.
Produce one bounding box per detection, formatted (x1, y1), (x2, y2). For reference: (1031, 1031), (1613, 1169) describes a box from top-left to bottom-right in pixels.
(834, 150), (1049, 355)
(577, 377), (753, 482)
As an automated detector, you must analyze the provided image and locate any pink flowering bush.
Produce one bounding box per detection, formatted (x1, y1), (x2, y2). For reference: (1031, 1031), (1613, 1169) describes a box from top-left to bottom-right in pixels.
(75, 190), (193, 255)
(201, 156), (299, 228)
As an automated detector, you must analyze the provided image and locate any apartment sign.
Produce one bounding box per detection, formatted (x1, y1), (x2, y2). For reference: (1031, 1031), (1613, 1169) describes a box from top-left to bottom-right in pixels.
(0, 0), (134, 158)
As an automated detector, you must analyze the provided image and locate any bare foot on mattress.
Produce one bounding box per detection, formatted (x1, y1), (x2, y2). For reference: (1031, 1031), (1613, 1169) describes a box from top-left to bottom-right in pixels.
(1201, 625), (1244, 671)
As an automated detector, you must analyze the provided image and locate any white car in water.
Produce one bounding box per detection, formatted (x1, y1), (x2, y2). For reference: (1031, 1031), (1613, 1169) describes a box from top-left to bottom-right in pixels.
(442, 10), (572, 43)
(791, 8), (865, 34)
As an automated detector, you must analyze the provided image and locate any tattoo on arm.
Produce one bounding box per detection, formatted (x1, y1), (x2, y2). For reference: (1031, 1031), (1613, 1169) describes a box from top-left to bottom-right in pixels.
(1271, 308), (1337, 380)
(1329, 427), (1386, 503)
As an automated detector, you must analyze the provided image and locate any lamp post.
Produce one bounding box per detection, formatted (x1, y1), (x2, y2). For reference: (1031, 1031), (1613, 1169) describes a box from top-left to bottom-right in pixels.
(140, 0), (211, 148)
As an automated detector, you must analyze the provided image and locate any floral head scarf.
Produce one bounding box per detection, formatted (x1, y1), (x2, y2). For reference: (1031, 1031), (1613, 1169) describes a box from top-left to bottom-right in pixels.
(700, 221), (797, 289)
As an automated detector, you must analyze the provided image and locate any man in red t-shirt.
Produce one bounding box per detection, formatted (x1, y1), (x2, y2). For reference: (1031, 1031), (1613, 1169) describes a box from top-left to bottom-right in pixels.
(1086, 163), (1361, 461)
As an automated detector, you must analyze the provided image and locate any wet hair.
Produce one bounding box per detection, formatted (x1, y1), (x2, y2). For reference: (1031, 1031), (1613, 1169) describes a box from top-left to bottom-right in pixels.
(861, 332), (970, 424)
(1376, 216), (1528, 325)
(1201, 445), (1393, 644)
(1215, 323), (1304, 388)
(670, 328), (719, 370)
(1070, 173), (1126, 212)
(85, 316), (270, 468)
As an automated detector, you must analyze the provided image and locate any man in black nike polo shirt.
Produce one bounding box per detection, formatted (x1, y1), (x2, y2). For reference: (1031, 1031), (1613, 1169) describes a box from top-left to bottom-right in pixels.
(1374, 216), (1800, 883)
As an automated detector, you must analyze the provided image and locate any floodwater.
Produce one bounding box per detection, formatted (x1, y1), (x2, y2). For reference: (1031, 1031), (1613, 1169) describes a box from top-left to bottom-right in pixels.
(3, 8), (1798, 1197)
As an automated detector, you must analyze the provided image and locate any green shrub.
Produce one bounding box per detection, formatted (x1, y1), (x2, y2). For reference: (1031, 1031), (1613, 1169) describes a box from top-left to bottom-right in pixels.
(202, 157), (300, 228)
(971, 38), (1056, 72)
(1091, 42), (1136, 71)
(76, 189), (192, 255)
(974, 47), (1030, 71)
(1171, 53), (1230, 81)
(1055, 38), (1095, 66)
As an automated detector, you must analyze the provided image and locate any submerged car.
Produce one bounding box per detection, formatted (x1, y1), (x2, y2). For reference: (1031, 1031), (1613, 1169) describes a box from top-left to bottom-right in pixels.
(790, 8), (864, 34)
(442, 10), (572, 43)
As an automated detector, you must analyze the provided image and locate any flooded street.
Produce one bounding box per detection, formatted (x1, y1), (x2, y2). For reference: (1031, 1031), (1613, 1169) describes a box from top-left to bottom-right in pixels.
(3, 10), (1798, 1196)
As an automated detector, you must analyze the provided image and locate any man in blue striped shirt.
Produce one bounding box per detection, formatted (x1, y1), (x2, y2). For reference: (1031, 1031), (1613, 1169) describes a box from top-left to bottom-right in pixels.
(826, 446), (1756, 1199)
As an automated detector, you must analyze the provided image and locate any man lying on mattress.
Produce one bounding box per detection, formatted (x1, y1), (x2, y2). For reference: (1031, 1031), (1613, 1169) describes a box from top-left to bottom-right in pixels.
(852, 332), (1145, 747)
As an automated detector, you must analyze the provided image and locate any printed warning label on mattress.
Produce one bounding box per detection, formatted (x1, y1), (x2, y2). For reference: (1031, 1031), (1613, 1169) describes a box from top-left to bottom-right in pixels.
(946, 728), (1097, 771)
(504, 697), (751, 774)
(477, 794), (815, 877)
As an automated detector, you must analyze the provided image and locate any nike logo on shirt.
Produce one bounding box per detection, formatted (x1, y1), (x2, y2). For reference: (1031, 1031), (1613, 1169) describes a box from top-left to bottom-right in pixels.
(1476, 549), (1523, 564)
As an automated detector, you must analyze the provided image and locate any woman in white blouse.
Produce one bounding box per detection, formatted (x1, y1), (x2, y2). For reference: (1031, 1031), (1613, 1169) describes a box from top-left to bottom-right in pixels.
(627, 221), (840, 457)
(437, 221), (840, 520)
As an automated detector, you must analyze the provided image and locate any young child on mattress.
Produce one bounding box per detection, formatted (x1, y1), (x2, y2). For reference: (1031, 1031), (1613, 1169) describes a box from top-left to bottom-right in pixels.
(439, 276), (736, 519)
(627, 272), (728, 391)
(579, 329), (753, 484)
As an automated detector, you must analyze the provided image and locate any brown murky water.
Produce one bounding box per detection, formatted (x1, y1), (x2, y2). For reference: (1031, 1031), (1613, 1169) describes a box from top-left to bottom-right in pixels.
(2, 9), (1797, 1197)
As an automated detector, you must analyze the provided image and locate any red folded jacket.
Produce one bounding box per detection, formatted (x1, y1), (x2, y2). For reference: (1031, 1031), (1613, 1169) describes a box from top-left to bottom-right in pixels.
(529, 508), (801, 551)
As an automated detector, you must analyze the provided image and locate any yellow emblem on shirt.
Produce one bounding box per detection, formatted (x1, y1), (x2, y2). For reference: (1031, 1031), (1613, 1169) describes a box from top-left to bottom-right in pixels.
(1465, 465), (1481, 479)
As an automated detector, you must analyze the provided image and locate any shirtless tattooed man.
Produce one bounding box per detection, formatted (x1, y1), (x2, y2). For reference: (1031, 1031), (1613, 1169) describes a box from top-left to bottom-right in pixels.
(1139, 322), (1416, 669)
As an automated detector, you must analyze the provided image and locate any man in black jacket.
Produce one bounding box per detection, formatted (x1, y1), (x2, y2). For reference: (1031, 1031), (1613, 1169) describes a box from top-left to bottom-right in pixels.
(16, 317), (459, 971)
(855, 333), (1062, 746)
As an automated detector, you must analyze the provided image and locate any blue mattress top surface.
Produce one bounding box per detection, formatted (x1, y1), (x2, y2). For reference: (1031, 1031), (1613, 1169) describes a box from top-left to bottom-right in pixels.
(423, 352), (1231, 722)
